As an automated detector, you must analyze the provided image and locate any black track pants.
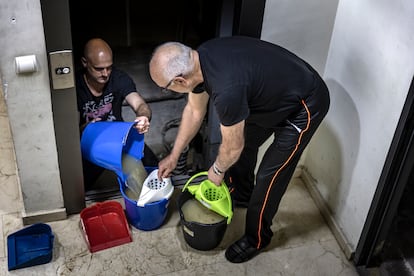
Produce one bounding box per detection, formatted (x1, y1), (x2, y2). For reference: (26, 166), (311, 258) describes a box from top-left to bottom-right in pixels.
(226, 81), (330, 249)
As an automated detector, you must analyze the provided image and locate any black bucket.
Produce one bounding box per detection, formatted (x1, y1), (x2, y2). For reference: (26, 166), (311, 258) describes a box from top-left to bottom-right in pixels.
(177, 190), (227, 251)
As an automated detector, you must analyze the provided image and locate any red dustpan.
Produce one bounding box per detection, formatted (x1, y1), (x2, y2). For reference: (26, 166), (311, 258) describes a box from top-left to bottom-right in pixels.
(80, 201), (132, 253)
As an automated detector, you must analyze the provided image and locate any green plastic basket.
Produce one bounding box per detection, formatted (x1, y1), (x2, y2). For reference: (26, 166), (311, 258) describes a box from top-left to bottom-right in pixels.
(183, 172), (233, 224)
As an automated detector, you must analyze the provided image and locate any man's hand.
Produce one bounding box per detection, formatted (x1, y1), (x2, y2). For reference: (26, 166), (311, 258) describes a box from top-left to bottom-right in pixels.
(157, 154), (178, 179)
(134, 116), (150, 134)
(208, 165), (224, 186)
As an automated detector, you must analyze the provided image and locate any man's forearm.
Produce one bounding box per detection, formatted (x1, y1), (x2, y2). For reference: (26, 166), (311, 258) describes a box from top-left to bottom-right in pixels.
(213, 121), (245, 174)
(135, 103), (152, 120)
(171, 104), (205, 160)
(215, 143), (243, 173)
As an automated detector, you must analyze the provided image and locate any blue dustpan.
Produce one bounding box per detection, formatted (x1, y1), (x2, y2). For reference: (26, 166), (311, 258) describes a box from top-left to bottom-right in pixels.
(7, 223), (54, 271)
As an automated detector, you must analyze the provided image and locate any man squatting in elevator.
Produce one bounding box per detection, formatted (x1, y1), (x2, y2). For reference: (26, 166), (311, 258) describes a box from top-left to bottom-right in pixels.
(76, 38), (158, 190)
(149, 36), (330, 263)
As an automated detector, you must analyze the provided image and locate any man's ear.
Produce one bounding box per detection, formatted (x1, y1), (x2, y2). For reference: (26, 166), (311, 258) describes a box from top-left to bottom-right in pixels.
(81, 57), (87, 67)
(174, 75), (186, 85)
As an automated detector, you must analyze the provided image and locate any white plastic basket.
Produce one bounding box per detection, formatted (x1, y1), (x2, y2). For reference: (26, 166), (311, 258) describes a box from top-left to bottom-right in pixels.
(136, 169), (174, 207)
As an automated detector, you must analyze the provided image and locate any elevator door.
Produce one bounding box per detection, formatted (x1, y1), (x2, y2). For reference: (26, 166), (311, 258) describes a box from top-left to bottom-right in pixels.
(40, 0), (85, 214)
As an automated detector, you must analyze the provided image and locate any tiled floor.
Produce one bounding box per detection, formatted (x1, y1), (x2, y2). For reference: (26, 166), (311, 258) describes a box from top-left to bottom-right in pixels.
(0, 177), (358, 275)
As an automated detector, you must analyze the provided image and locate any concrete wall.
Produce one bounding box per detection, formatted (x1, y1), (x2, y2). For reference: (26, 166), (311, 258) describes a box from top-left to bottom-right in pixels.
(0, 0), (64, 218)
(0, 78), (23, 214)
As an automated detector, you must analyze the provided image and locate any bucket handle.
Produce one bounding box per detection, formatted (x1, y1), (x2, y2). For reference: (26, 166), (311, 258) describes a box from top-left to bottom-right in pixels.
(183, 171), (232, 223)
(183, 171), (229, 192)
(182, 171), (210, 192)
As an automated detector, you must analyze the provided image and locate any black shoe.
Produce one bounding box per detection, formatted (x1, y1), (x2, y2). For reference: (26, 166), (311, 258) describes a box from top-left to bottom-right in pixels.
(225, 236), (262, 263)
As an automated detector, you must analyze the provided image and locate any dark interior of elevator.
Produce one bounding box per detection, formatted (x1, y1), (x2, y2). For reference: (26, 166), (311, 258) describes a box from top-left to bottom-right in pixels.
(379, 179), (414, 275)
(68, 0), (224, 200)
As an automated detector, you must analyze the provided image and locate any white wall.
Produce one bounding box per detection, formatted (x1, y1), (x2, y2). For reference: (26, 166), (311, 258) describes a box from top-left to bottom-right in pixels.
(306, 0), (414, 250)
(261, 0), (414, 255)
(261, 0), (339, 73)
(0, 0), (64, 215)
(259, 0), (339, 172)
(259, 0), (339, 170)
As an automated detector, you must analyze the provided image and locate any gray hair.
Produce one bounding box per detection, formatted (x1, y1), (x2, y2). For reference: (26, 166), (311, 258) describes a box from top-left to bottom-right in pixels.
(153, 42), (194, 80)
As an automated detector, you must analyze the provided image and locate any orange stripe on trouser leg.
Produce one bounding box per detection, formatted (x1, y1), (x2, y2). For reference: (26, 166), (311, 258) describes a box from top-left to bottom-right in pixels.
(228, 176), (234, 193)
(256, 100), (311, 249)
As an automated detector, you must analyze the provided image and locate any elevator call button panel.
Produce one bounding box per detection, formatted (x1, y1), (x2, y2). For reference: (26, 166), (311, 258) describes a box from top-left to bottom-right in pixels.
(49, 50), (74, 90)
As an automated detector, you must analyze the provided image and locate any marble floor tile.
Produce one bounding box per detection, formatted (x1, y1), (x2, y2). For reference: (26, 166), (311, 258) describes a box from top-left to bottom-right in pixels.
(183, 239), (356, 276)
(0, 216), (3, 258)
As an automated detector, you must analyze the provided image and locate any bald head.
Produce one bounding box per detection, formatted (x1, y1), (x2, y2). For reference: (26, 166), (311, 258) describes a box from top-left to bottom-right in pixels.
(83, 38), (113, 65)
(82, 38), (113, 85)
(149, 42), (194, 87)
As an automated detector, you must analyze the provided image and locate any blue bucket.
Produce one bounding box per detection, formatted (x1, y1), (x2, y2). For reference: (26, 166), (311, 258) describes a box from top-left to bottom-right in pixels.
(119, 169), (169, 231)
(80, 121), (144, 181)
(81, 122), (168, 231)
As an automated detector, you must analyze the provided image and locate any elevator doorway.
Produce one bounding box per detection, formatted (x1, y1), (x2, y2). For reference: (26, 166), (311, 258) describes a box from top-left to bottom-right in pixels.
(68, 0), (224, 201)
(41, 0), (266, 212)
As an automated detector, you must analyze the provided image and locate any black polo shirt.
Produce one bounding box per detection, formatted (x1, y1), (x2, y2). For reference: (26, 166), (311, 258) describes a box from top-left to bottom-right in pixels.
(197, 36), (318, 127)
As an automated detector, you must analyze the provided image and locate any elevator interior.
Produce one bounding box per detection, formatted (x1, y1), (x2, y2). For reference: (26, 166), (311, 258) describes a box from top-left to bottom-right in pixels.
(68, 0), (225, 201)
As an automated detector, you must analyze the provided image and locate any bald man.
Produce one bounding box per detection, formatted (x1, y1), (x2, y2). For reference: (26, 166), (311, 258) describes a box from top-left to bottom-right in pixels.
(149, 36), (330, 263)
(77, 38), (157, 190)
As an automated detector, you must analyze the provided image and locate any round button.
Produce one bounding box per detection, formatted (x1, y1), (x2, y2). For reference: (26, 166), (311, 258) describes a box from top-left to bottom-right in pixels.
(62, 67), (70, 74)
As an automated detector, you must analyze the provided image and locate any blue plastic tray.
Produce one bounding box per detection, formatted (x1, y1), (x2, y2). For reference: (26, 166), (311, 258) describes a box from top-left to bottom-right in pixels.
(7, 223), (54, 271)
